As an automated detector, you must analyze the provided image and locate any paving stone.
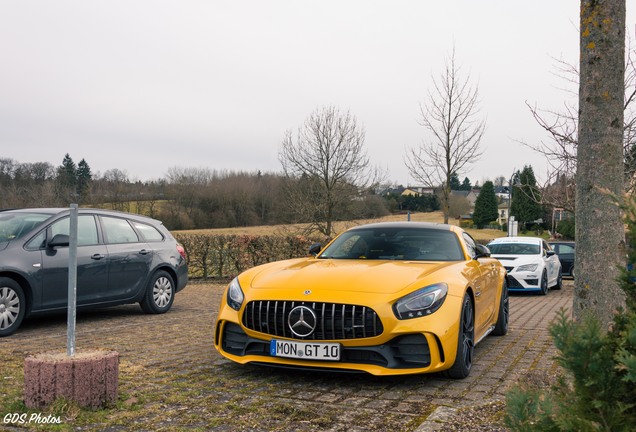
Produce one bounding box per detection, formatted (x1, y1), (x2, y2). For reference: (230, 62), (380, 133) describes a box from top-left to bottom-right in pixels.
(1, 280), (574, 431)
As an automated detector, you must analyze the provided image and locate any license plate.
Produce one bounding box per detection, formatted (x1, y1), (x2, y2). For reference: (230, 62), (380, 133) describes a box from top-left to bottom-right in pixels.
(270, 339), (341, 361)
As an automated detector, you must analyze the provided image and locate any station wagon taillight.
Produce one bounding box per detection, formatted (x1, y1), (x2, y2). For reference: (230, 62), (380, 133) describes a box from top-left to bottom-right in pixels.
(176, 244), (186, 259)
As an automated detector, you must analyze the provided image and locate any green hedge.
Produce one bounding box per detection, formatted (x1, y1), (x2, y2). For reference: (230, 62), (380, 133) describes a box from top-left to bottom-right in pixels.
(175, 232), (497, 279)
(174, 233), (320, 279)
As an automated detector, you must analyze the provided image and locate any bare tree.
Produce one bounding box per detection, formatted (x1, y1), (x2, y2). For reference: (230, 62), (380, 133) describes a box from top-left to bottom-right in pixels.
(406, 48), (486, 224)
(523, 37), (636, 212)
(493, 175), (507, 189)
(575, 0), (626, 326)
(100, 168), (131, 211)
(448, 194), (471, 220)
(279, 105), (372, 237)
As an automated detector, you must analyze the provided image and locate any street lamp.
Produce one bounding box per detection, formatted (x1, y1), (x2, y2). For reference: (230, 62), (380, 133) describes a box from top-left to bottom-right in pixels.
(507, 170), (519, 237)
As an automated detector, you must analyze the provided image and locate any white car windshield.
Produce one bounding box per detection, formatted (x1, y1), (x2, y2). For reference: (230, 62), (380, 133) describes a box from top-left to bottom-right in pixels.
(488, 243), (540, 255)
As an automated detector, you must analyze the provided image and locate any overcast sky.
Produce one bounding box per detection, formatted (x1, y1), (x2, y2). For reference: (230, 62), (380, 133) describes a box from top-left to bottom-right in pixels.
(0, 1), (598, 186)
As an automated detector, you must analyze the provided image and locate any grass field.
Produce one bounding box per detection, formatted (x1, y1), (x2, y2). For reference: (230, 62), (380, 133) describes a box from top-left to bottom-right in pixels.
(175, 211), (507, 241)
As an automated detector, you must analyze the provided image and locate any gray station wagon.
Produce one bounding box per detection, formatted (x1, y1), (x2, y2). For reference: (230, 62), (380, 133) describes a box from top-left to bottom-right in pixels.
(0, 208), (188, 336)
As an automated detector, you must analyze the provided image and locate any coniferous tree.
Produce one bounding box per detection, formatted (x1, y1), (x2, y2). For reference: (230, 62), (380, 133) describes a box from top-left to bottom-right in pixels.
(57, 154), (76, 187)
(55, 153), (77, 204)
(510, 165), (542, 230)
(449, 172), (462, 190)
(460, 177), (472, 191)
(76, 158), (92, 204)
(472, 180), (498, 228)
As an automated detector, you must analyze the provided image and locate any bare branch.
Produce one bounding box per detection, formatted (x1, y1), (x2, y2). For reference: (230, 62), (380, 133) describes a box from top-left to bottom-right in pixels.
(279, 105), (372, 236)
(405, 47), (485, 223)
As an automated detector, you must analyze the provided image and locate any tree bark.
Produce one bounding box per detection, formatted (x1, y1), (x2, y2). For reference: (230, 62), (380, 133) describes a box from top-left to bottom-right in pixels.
(575, 0), (626, 326)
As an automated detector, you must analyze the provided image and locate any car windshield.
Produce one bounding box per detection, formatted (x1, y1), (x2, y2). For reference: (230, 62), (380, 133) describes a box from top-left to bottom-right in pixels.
(319, 227), (464, 261)
(0, 212), (52, 242)
(488, 242), (540, 255)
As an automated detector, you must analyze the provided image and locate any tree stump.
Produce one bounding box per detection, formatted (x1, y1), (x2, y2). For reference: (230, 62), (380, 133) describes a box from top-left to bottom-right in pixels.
(24, 349), (118, 409)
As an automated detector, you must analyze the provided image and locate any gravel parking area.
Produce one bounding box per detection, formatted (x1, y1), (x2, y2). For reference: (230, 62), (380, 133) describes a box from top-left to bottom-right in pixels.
(1, 280), (573, 431)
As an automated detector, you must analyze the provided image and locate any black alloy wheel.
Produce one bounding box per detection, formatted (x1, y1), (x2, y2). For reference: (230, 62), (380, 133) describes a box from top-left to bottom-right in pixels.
(553, 269), (563, 290)
(446, 293), (475, 379)
(539, 270), (549, 296)
(492, 279), (509, 336)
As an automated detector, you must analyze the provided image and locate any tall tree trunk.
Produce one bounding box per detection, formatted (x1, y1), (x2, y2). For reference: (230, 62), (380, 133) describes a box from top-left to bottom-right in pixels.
(575, 0), (626, 327)
(442, 185), (450, 224)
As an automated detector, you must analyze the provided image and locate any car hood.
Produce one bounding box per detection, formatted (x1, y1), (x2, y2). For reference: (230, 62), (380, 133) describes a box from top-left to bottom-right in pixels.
(246, 258), (458, 295)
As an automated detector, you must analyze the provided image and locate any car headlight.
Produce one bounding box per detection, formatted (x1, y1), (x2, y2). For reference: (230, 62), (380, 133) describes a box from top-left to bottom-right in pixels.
(516, 263), (538, 272)
(227, 277), (244, 311)
(393, 283), (448, 320)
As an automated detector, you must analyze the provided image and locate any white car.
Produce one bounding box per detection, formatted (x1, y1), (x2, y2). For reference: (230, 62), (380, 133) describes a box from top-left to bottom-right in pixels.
(487, 237), (562, 295)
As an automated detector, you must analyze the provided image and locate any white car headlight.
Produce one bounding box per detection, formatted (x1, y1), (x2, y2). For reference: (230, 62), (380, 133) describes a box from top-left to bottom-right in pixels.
(393, 283), (448, 320)
(227, 277), (244, 311)
(516, 263), (539, 272)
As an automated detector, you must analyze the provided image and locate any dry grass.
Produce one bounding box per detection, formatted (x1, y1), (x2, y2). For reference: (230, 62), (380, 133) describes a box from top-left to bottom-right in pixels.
(175, 211), (506, 241)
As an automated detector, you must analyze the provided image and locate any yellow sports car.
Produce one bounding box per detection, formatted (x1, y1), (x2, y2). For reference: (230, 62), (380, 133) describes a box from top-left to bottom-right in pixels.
(214, 222), (508, 378)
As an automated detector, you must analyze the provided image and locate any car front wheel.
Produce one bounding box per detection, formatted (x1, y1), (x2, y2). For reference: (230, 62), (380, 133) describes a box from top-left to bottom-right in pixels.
(492, 279), (509, 336)
(0, 278), (26, 337)
(539, 270), (548, 296)
(446, 293), (474, 379)
(553, 269), (563, 290)
(140, 270), (175, 314)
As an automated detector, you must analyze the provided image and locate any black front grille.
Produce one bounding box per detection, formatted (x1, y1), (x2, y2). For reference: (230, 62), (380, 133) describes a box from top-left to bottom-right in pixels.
(242, 300), (384, 340)
(221, 323), (431, 369)
(504, 266), (514, 272)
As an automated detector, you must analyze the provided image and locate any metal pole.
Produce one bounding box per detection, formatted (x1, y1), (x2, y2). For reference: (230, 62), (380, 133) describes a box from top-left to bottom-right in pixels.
(508, 170), (516, 237)
(507, 176), (512, 237)
(67, 204), (78, 357)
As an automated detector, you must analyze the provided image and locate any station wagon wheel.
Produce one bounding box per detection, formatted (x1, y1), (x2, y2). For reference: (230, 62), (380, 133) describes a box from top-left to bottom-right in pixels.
(445, 293), (474, 379)
(140, 270), (175, 314)
(539, 270), (548, 296)
(0, 277), (26, 337)
(492, 279), (509, 336)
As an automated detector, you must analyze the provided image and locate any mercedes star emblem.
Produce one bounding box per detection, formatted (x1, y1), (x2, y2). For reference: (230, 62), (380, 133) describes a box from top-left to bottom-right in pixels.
(288, 305), (317, 338)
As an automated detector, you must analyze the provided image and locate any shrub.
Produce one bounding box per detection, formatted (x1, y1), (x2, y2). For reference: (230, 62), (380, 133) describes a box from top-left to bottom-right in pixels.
(175, 233), (320, 278)
(459, 219), (474, 229)
(557, 219), (575, 240)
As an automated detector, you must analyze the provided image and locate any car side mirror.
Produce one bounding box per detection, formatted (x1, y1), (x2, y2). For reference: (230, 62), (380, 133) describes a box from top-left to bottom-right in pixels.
(547, 250), (556, 257)
(48, 233), (70, 248)
(309, 243), (322, 256)
(474, 244), (491, 259)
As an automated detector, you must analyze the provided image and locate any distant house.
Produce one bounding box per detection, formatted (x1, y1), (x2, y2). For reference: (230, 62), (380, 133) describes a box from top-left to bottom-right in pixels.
(552, 208), (574, 223)
(494, 186), (510, 201)
(498, 203), (509, 226)
(402, 186), (435, 196)
(450, 190), (478, 207)
(378, 185), (405, 196)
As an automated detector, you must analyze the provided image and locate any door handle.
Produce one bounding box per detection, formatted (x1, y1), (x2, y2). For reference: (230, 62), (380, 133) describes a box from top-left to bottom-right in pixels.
(139, 249), (151, 255)
(91, 254), (106, 260)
